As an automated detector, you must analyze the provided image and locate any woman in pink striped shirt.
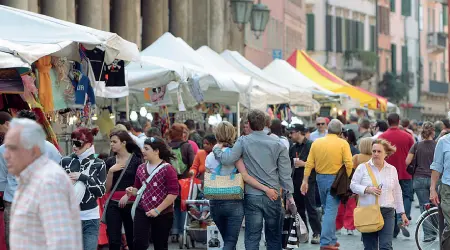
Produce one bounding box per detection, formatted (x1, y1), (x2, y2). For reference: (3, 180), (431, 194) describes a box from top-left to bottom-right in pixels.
(126, 137), (179, 250)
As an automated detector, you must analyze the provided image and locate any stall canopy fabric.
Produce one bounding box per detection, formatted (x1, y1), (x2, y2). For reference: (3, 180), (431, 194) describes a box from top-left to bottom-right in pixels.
(263, 59), (335, 96)
(221, 50), (313, 107)
(0, 5), (140, 64)
(287, 50), (387, 112)
(133, 32), (241, 105)
(197, 46), (284, 110)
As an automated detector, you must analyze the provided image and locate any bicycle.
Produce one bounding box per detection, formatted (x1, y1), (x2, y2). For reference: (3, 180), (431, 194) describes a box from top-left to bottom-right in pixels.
(415, 203), (446, 250)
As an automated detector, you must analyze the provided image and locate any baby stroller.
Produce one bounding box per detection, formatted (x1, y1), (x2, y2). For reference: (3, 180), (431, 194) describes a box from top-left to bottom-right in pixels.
(179, 177), (212, 249)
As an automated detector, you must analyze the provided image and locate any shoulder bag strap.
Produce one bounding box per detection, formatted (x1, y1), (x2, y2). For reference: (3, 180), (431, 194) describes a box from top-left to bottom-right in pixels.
(100, 154), (134, 223)
(365, 162), (379, 205)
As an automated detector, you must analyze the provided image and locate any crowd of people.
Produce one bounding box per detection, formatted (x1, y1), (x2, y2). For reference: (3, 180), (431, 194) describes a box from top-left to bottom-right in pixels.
(0, 108), (448, 250)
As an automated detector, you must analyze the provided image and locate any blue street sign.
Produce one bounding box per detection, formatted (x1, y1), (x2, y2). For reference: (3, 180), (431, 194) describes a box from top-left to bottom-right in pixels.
(272, 49), (282, 59)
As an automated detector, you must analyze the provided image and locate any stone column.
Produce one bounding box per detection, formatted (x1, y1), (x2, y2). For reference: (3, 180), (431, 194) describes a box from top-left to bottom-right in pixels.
(28, 0), (38, 12)
(209, 0), (225, 52)
(66, 0), (76, 23)
(77, 0), (103, 29)
(1, 0), (28, 10)
(111, 0), (140, 44)
(41, 0), (68, 20)
(163, 0), (169, 32)
(142, 0), (165, 48)
(190, 0), (209, 49)
(102, 0), (110, 31)
(227, 8), (245, 54)
(170, 0), (188, 41)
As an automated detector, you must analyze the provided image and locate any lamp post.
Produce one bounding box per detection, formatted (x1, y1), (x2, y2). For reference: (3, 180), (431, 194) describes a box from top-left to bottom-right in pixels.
(230, 0), (271, 39)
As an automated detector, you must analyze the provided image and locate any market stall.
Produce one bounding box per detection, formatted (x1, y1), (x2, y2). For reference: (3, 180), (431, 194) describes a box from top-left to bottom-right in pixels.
(287, 50), (387, 112)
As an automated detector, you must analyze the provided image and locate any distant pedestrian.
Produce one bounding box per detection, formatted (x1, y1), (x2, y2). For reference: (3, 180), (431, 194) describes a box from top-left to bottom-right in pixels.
(310, 117), (328, 142)
(5, 118), (82, 250)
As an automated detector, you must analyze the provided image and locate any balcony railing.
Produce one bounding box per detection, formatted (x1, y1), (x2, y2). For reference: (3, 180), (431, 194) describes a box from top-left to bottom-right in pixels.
(429, 80), (449, 95)
(427, 32), (447, 54)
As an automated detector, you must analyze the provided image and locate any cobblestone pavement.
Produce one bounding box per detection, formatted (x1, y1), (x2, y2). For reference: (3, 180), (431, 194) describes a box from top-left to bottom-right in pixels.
(158, 199), (424, 250)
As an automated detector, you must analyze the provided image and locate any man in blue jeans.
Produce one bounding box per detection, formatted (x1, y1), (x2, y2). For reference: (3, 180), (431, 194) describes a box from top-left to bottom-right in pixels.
(301, 119), (353, 250)
(213, 109), (294, 250)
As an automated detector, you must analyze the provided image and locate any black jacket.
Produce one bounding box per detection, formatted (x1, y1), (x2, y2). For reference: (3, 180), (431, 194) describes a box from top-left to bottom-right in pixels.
(61, 154), (106, 211)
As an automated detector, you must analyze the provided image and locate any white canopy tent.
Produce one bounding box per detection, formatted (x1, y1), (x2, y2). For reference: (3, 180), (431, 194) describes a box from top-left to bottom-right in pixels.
(263, 59), (335, 96)
(0, 5), (139, 64)
(221, 50), (313, 107)
(196, 46), (289, 110)
(128, 32), (242, 106)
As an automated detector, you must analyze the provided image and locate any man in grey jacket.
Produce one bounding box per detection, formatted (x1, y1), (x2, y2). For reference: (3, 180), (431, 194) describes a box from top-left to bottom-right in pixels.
(213, 109), (294, 250)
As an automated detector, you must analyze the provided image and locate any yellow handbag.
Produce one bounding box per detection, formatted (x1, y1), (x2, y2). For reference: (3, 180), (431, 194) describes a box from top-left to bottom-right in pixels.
(354, 163), (385, 233)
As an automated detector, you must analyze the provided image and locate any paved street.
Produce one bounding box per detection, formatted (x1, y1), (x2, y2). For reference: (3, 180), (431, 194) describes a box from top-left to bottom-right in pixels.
(156, 198), (425, 250)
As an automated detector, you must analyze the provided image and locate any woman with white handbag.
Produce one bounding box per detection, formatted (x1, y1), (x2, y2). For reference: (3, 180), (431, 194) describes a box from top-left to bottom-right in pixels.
(204, 121), (279, 250)
(350, 139), (410, 250)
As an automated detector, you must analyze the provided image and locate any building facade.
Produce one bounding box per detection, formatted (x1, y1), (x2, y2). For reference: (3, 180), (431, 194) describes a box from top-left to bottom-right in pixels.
(245, 0), (307, 68)
(420, 0), (448, 121)
(305, 0), (378, 94)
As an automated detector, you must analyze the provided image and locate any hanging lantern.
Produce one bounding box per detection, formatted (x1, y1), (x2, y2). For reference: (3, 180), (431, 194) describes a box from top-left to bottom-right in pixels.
(140, 106), (148, 117)
(250, 3), (270, 39)
(230, 0), (254, 25)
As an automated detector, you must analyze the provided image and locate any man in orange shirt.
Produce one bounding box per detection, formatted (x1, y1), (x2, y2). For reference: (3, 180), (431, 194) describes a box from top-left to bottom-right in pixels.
(188, 135), (217, 180)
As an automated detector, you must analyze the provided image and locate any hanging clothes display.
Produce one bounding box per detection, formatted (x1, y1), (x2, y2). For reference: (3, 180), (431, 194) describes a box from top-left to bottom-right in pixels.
(84, 47), (126, 87)
(35, 56), (54, 112)
(70, 62), (96, 108)
(50, 68), (67, 110)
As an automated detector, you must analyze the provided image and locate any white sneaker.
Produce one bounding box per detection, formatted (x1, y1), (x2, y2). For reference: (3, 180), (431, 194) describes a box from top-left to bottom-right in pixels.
(347, 230), (354, 235)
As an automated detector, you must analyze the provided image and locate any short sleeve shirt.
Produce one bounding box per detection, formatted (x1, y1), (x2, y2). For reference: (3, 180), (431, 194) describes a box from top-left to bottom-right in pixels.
(409, 140), (437, 178)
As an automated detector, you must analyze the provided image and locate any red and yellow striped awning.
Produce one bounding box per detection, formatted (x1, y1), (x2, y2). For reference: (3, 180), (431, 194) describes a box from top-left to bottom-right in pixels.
(287, 50), (387, 112)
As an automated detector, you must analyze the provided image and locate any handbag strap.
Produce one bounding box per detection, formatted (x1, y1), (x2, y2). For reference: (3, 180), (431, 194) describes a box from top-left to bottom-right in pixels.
(104, 154), (134, 203)
(364, 163), (379, 205)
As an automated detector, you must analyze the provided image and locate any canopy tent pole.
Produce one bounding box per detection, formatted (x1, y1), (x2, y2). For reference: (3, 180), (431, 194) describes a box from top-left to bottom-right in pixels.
(126, 96), (130, 121)
(237, 102), (241, 136)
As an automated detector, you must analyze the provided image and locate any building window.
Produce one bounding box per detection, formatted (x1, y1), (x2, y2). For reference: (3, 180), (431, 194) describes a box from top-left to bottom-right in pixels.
(428, 8), (432, 32)
(336, 17), (343, 53)
(402, 0), (411, 16)
(326, 15), (333, 51)
(402, 45), (408, 73)
(391, 44), (397, 73)
(307, 14), (315, 51)
(440, 9), (444, 32)
(444, 5), (448, 27)
(391, 0), (395, 12)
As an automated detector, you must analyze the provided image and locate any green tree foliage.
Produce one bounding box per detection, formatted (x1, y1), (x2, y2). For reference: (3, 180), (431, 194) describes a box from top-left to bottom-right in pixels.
(377, 72), (410, 103)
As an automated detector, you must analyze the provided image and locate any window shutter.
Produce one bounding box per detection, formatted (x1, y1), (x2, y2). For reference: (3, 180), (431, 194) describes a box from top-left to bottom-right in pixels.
(370, 25), (375, 52)
(353, 20), (359, 50)
(359, 22), (364, 50)
(391, 0), (395, 12)
(345, 19), (352, 50)
(402, 0), (411, 16)
(307, 14), (315, 51)
(326, 15), (333, 51)
(402, 45), (408, 73)
(336, 17), (343, 52)
(444, 5), (448, 27)
(391, 44), (397, 73)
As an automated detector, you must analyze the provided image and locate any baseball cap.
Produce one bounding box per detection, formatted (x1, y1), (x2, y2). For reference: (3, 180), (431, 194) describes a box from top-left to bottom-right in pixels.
(287, 124), (306, 133)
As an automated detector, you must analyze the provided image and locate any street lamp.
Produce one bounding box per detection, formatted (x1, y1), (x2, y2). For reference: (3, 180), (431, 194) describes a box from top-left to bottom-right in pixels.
(230, 0), (271, 39)
(230, 0), (254, 25)
(250, 3), (270, 39)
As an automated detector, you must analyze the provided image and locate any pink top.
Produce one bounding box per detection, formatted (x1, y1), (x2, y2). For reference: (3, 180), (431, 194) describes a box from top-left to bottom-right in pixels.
(188, 140), (199, 154)
(134, 162), (179, 213)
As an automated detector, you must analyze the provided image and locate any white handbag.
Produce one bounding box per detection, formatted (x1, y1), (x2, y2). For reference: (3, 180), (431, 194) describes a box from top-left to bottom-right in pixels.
(72, 159), (95, 204)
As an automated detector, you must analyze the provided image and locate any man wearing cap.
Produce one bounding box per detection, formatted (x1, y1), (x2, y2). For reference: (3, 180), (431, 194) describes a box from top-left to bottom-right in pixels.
(288, 124), (321, 244)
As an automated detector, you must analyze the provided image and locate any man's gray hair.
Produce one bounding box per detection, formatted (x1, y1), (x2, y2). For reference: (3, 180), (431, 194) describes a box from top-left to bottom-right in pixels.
(328, 119), (343, 135)
(9, 118), (46, 153)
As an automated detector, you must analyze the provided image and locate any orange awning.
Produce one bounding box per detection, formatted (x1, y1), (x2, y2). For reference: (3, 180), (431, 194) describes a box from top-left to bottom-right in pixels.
(287, 50), (387, 112)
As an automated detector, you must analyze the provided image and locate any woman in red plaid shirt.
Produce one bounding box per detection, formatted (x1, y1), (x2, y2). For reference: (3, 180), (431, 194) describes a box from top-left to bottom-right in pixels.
(126, 137), (179, 250)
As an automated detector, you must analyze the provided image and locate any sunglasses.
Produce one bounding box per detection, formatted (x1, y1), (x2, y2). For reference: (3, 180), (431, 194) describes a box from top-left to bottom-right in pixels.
(316, 123), (326, 126)
(145, 137), (158, 144)
(71, 140), (84, 148)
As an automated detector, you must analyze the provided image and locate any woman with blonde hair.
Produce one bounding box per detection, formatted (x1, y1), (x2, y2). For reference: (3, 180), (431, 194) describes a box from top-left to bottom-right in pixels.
(351, 139), (409, 250)
(206, 121), (278, 250)
(336, 137), (373, 235)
